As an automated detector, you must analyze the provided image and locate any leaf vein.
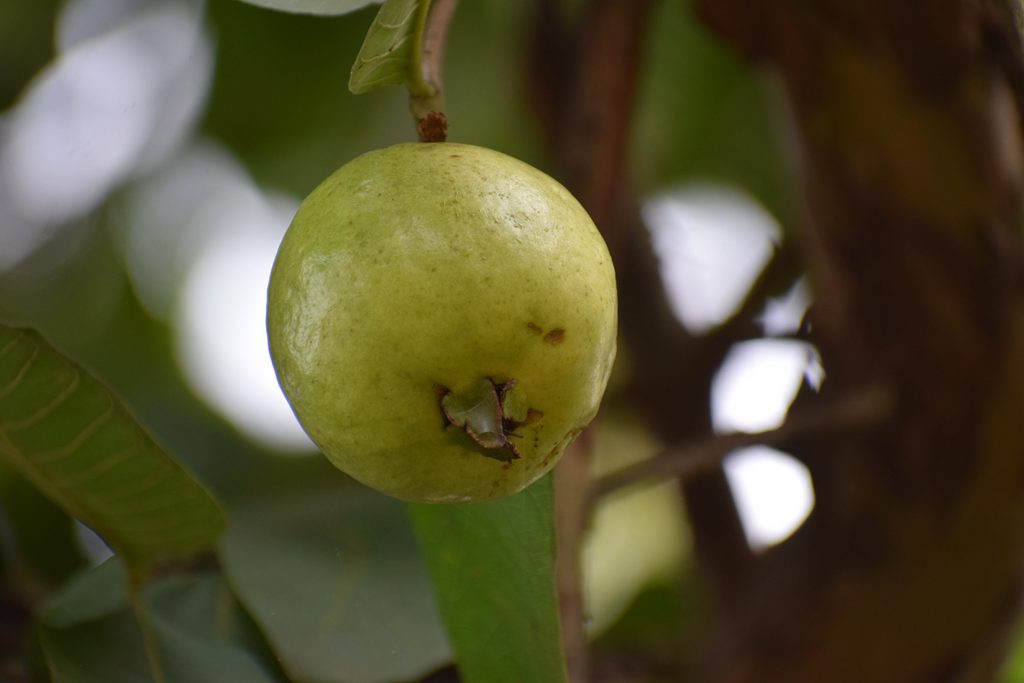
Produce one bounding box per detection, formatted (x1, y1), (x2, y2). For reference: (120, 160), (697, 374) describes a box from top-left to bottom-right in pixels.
(3, 369), (82, 432)
(0, 342), (40, 401)
(374, 2), (416, 30)
(95, 467), (174, 504)
(33, 397), (118, 464)
(54, 438), (143, 487)
(106, 487), (207, 516)
(356, 39), (410, 66)
(0, 335), (18, 359)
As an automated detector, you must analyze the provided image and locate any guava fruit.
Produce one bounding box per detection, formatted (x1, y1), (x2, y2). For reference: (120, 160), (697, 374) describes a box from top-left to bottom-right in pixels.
(267, 142), (617, 502)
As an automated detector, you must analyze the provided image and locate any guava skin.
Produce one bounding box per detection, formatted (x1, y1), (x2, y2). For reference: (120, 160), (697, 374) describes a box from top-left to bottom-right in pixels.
(267, 142), (617, 502)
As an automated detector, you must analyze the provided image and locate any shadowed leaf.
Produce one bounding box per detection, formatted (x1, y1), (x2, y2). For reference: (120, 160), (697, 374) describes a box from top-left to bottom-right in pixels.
(0, 463), (85, 586)
(409, 474), (568, 683)
(37, 558), (128, 628)
(218, 454), (451, 683)
(0, 325), (224, 577)
(38, 560), (279, 683)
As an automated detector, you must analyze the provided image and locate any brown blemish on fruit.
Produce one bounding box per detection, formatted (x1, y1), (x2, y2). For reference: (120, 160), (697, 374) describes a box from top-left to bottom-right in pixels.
(543, 328), (565, 345)
(542, 426), (584, 467)
(526, 322), (543, 335)
(540, 448), (557, 468)
(450, 154), (462, 158)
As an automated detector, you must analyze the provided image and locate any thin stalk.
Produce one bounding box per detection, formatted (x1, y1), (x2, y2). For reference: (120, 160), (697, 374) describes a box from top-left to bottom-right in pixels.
(410, 0), (458, 141)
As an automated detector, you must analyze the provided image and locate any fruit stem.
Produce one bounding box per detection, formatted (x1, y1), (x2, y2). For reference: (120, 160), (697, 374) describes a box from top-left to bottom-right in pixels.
(410, 0), (458, 142)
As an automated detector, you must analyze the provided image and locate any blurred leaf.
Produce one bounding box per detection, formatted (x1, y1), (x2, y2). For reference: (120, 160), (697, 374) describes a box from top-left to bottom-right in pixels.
(147, 573), (283, 683)
(0, 220), (127, 344)
(409, 474), (568, 683)
(36, 558), (126, 628)
(349, 0), (433, 95)
(204, 0), (406, 194)
(38, 562), (279, 683)
(218, 454), (451, 683)
(0, 0), (60, 109)
(583, 417), (686, 635)
(591, 574), (705, 681)
(0, 464), (85, 586)
(1001, 617), (1024, 682)
(232, 0), (379, 15)
(0, 325), (225, 577)
(635, 0), (794, 223)
(41, 602), (154, 683)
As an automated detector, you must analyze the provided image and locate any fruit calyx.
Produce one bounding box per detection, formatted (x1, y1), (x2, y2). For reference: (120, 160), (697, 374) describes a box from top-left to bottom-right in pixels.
(438, 378), (542, 463)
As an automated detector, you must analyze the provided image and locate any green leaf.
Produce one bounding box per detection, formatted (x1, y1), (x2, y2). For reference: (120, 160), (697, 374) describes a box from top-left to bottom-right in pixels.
(218, 455), (451, 683)
(38, 563), (280, 683)
(0, 325), (225, 577)
(349, 0), (433, 95)
(0, 464), (85, 586)
(36, 558), (127, 628)
(409, 474), (569, 683)
(41, 599), (155, 683)
(232, 0), (381, 16)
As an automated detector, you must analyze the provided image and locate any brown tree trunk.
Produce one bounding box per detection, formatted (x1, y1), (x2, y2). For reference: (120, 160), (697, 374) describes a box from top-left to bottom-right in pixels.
(692, 1), (1024, 681)
(532, 0), (1024, 679)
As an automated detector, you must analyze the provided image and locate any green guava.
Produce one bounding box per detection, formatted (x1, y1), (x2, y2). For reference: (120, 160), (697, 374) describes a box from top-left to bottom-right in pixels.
(267, 142), (617, 502)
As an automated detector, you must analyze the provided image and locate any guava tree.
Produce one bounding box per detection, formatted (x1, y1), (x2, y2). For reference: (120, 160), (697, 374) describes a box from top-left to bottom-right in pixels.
(2, 0), (1024, 682)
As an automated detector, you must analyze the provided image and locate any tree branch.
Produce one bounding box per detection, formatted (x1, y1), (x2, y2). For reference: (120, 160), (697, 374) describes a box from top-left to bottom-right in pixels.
(587, 384), (894, 512)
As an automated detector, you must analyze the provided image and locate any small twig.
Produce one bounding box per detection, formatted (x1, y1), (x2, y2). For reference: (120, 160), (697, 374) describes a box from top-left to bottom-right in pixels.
(411, 0), (458, 142)
(586, 385), (895, 513)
